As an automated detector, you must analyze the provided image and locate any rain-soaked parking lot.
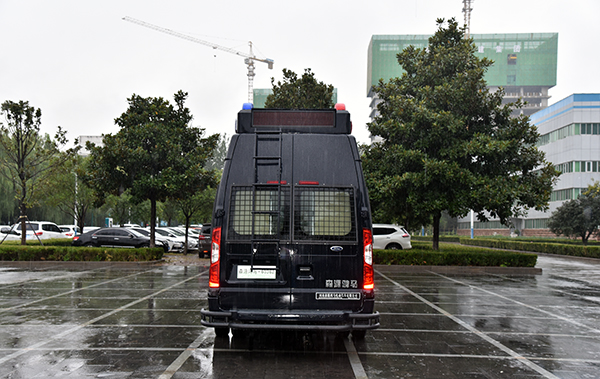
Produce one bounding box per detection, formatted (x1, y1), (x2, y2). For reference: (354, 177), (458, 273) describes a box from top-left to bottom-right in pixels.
(0, 255), (599, 378)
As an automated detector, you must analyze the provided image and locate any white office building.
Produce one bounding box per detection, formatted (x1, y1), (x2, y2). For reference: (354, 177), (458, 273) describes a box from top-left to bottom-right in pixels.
(458, 94), (600, 236)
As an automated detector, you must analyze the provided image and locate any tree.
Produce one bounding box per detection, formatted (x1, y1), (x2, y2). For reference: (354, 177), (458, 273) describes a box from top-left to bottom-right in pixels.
(84, 91), (218, 246)
(265, 68), (334, 109)
(0, 100), (79, 244)
(43, 155), (97, 234)
(101, 192), (134, 227)
(204, 133), (229, 171)
(362, 19), (560, 249)
(548, 182), (600, 244)
(174, 188), (211, 255)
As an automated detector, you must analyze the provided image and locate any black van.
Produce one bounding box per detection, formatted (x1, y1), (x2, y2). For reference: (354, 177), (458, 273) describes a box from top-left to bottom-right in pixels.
(200, 104), (379, 338)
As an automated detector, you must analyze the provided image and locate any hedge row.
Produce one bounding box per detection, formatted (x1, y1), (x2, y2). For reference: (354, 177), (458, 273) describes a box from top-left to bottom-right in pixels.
(460, 238), (600, 259)
(0, 245), (164, 262)
(411, 235), (462, 243)
(474, 236), (600, 246)
(374, 242), (537, 267)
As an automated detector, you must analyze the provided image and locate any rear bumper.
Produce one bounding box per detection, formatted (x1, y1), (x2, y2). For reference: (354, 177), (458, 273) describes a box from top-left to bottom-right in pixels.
(200, 304), (379, 331)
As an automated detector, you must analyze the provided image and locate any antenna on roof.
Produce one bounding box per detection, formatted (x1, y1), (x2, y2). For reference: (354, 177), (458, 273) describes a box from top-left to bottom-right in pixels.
(462, 0), (473, 38)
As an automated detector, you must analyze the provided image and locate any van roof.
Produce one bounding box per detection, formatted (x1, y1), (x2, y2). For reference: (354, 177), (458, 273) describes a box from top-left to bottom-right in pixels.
(236, 108), (352, 134)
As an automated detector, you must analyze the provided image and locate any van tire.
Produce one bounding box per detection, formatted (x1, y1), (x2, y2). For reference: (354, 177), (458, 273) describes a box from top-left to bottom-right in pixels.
(385, 243), (402, 250)
(352, 330), (366, 340)
(215, 327), (229, 338)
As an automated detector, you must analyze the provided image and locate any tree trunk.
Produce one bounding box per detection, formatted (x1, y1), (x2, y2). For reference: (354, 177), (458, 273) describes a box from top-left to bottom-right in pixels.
(183, 215), (192, 255)
(582, 231), (589, 245)
(432, 212), (441, 250)
(150, 197), (156, 248)
(19, 204), (27, 246)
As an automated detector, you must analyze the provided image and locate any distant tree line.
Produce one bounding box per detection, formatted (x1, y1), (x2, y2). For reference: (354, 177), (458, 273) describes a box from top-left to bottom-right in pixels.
(0, 95), (228, 245)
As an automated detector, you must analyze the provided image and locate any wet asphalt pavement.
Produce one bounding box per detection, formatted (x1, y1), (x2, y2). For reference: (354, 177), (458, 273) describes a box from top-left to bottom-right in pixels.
(0, 254), (599, 378)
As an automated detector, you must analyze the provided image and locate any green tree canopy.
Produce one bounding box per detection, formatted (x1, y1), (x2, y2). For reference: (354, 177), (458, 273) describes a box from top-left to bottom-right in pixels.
(362, 18), (560, 249)
(0, 100), (79, 244)
(42, 154), (97, 234)
(84, 91), (218, 246)
(548, 182), (600, 244)
(265, 68), (334, 109)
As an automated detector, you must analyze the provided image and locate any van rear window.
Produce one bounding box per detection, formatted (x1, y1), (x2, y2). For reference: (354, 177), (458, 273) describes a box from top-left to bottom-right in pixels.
(294, 188), (356, 241)
(227, 186), (356, 242)
(228, 186), (291, 240)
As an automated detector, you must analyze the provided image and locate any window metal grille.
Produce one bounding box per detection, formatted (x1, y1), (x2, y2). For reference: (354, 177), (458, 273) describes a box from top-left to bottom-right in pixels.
(294, 187), (356, 241)
(228, 186), (290, 240)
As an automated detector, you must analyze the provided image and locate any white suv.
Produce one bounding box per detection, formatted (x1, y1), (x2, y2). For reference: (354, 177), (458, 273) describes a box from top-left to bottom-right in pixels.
(13, 221), (66, 240)
(372, 224), (412, 250)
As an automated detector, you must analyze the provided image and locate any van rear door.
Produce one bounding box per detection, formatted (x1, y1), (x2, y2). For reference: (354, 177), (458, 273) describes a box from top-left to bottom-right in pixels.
(288, 185), (364, 312)
(217, 184), (293, 311)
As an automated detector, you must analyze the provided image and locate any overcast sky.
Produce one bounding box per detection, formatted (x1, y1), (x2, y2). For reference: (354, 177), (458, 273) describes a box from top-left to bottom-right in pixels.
(1, 0), (599, 146)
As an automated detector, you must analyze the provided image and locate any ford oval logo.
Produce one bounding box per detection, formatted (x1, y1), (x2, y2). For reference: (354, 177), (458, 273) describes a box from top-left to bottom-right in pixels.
(330, 246), (344, 252)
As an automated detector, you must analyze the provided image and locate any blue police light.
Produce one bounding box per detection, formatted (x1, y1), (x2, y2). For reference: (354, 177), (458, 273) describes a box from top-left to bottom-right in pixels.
(242, 103), (253, 110)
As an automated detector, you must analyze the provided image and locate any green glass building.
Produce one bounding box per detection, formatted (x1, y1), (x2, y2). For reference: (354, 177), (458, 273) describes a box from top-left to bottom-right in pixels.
(367, 33), (558, 119)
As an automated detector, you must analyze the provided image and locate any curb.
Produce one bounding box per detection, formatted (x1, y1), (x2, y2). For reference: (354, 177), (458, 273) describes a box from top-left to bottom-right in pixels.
(0, 260), (163, 270)
(374, 264), (541, 275)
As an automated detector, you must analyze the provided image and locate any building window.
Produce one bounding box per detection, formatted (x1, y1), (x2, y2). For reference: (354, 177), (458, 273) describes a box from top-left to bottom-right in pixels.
(550, 188), (585, 202)
(507, 54), (517, 65)
(524, 219), (548, 229)
(537, 123), (600, 147)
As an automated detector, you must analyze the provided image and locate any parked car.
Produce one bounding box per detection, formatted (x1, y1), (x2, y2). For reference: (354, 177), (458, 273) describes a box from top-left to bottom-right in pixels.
(12, 221), (66, 240)
(59, 225), (80, 238)
(0, 225), (21, 241)
(372, 224), (412, 250)
(72, 227), (165, 250)
(130, 227), (179, 253)
(158, 227), (199, 252)
(197, 224), (211, 258)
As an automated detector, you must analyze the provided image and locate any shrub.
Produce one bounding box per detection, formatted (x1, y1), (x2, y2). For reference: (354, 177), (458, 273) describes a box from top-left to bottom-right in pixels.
(460, 238), (600, 259)
(374, 242), (537, 267)
(0, 245), (163, 262)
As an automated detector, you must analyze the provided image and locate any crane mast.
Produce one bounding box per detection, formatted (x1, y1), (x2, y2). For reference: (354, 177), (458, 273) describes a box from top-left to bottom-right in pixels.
(122, 16), (274, 103)
(462, 0), (473, 38)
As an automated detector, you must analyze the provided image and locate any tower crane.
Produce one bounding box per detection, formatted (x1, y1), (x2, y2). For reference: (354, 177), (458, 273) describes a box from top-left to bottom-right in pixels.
(122, 16), (274, 103)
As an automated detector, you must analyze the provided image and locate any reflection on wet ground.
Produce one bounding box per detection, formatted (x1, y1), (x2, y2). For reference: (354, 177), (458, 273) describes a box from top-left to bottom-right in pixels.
(0, 255), (599, 378)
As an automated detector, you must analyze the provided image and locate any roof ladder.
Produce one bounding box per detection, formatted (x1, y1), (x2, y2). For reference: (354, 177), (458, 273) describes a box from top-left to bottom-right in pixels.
(250, 130), (283, 269)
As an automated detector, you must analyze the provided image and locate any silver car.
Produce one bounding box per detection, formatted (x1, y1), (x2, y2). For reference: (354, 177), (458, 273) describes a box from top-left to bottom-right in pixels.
(372, 224), (412, 250)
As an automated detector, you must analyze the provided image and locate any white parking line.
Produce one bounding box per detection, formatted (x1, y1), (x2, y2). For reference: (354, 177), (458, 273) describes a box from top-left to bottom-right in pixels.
(344, 336), (369, 379)
(158, 328), (213, 379)
(432, 272), (600, 335)
(0, 270), (207, 365)
(0, 268), (157, 313)
(377, 270), (561, 379)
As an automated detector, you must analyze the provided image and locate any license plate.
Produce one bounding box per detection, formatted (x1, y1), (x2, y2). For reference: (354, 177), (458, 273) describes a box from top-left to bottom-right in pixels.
(237, 265), (276, 279)
(315, 292), (361, 300)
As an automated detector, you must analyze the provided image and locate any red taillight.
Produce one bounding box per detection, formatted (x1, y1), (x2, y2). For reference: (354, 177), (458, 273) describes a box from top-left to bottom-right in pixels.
(73, 236), (80, 241)
(35, 232), (43, 236)
(209, 227), (221, 288)
(363, 228), (374, 290)
(298, 181), (319, 185)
